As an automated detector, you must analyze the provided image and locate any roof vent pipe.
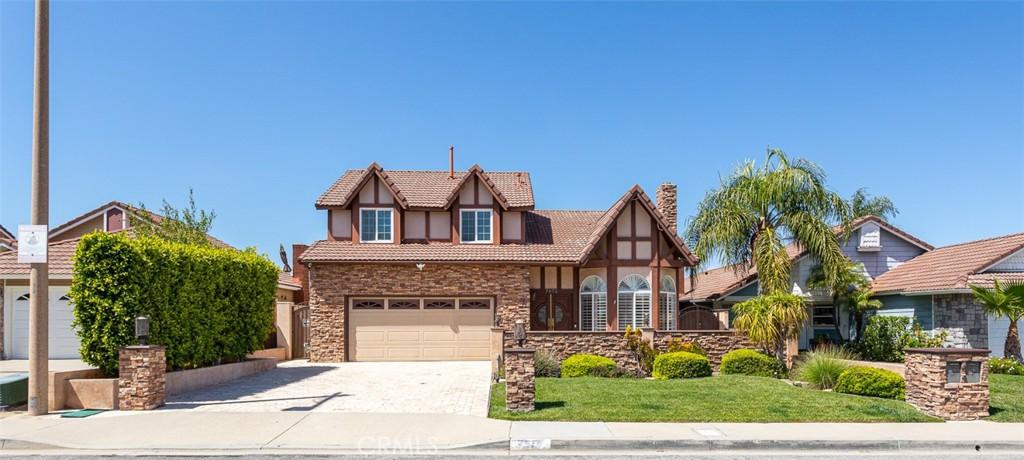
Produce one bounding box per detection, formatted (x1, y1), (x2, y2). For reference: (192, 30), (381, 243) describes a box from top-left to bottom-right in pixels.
(449, 145), (455, 179)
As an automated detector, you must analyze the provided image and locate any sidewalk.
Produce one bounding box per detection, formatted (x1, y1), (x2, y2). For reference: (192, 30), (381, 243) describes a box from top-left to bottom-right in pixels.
(2, 410), (1023, 454)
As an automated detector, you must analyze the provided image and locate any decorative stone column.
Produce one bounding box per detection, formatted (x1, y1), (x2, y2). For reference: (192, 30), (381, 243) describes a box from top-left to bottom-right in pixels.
(904, 348), (989, 420)
(504, 348), (535, 412)
(118, 345), (166, 410)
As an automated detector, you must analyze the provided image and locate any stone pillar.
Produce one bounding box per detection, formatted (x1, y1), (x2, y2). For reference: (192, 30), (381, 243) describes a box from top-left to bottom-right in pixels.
(504, 348), (535, 412)
(118, 345), (166, 411)
(904, 348), (989, 420)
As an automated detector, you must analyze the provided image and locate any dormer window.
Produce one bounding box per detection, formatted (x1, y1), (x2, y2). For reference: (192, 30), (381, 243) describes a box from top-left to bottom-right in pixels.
(360, 208), (393, 243)
(460, 209), (492, 243)
(858, 222), (881, 252)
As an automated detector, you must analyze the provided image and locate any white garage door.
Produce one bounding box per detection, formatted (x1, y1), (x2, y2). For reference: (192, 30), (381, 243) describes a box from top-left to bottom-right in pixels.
(9, 286), (81, 359)
(349, 297), (493, 361)
(988, 314), (1023, 358)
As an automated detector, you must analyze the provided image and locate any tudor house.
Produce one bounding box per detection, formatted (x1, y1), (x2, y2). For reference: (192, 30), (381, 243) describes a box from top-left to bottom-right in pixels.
(299, 160), (702, 362)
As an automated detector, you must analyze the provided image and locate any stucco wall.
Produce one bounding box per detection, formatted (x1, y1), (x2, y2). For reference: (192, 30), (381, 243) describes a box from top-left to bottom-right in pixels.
(308, 263), (530, 362)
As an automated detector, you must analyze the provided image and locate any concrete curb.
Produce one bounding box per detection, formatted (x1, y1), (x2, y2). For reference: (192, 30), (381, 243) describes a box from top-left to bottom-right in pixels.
(0, 439), (62, 450)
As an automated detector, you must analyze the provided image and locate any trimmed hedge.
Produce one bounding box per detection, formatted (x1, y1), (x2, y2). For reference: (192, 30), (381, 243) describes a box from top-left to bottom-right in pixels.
(833, 366), (906, 400)
(720, 349), (786, 378)
(989, 357), (1024, 375)
(70, 232), (278, 376)
(561, 354), (617, 378)
(652, 352), (712, 379)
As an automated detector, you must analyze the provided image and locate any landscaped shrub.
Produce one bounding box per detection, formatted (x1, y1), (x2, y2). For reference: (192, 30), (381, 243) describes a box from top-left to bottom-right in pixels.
(652, 352), (712, 379)
(720, 349), (786, 378)
(833, 366), (906, 400)
(856, 316), (946, 363)
(792, 344), (857, 389)
(71, 232), (278, 376)
(666, 338), (707, 356)
(534, 349), (562, 377)
(624, 326), (657, 377)
(561, 354), (617, 378)
(989, 357), (1024, 375)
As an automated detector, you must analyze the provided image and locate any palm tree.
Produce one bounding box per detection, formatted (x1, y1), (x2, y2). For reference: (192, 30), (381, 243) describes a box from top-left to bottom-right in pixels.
(850, 188), (898, 220)
(733, 292), (809, 365)
(686, 148), (852, 294)
(970, 280), (1024, 362)
(848, 287), (883, 339)
(806, 259), (871, 342)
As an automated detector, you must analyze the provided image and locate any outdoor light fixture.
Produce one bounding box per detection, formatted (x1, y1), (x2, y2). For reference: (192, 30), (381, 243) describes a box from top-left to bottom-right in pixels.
(135, 316), (150, 346)
(514, 319), (526, 347)
(416, 263), (426, 271)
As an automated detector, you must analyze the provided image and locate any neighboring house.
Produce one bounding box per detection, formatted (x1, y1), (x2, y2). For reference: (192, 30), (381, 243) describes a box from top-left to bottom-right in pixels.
(299, 162), (697, 362)
(872, 232), (1024, 357)
(0, 200), (294, 360)
(682, 216), (934, 349)
(0, 224), (15, 253)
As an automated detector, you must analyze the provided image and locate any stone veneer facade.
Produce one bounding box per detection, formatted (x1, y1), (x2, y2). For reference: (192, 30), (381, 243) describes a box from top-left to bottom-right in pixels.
(933, 294), (988, 349)
(504, 348), (536, 412)
(118, 345), (167, 411)
(504, 330), (749, 373)
(904, 348), (989, 421)
(308, 263), (530, 362)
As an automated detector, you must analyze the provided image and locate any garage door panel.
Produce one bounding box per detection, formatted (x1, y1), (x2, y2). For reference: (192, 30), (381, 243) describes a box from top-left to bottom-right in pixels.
(8, 286), (80, 359)
(349, 298), (493, 361)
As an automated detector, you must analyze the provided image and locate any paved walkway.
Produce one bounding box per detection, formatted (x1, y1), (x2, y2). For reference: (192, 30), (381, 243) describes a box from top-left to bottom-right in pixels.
(0, 359), (92, 377)
(1, 411), (1022, 454)
(164, 360), (492, 417)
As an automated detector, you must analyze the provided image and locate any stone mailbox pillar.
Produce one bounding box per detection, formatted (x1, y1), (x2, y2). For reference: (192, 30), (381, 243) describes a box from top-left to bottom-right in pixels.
(904, 348), (989, 421)
(504, 348), (535, 412)
(118, 345), (167, 410)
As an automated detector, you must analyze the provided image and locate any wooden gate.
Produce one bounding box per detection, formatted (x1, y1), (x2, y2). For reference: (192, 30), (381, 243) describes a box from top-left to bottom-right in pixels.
(292, 304), (310, 359)
(680, 306), (721, 330)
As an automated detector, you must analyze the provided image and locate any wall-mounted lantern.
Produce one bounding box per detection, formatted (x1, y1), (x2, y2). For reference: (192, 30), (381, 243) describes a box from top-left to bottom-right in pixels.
(514, 319), (526, 347)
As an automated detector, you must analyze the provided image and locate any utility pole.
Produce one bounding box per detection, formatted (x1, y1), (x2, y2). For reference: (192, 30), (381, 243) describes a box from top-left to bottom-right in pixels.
(28, 0), (50, 416)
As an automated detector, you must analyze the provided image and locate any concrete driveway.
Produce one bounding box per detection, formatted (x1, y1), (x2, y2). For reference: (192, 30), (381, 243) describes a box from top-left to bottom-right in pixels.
(163, 360), (493, 417)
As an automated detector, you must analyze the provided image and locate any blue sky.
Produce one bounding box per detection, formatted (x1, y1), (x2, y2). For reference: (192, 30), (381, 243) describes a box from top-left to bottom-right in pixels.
(2, 2), (1022, 268)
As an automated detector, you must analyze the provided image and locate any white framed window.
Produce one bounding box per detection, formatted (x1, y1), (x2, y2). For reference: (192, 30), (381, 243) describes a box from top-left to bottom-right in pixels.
(460, 209), (492, 243)
(659, 275), (677, 330)
(579, 276), (608, 331)
(812, 304), (836, 327)
(617, 274), (651, 330)
(360, 208), (393, 243)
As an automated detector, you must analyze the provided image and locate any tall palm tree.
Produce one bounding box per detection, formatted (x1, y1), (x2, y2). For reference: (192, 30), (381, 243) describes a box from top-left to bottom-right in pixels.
(686, 148), (852, 294)
(733, 292), (809, 364)
(806, 259), (871, 342)
(850, 188), (898, 220)
(970, 280), (1024, 362)
(847, 287), (883, 339)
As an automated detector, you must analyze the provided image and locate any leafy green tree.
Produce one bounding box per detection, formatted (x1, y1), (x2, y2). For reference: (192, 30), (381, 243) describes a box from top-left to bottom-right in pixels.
(686, 148), (852, 295)
(732, 292), (809, 362)
(848, 287), (883, 339)
(970, 280), (1024, 362)
(806, 259), (871, 342)
(850, 188), (898, 220)
(131, 189), (217, 246)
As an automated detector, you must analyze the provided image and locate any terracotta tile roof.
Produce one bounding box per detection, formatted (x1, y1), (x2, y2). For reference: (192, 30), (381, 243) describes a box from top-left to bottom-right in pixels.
(315, 163), (534, 210)
(278, 271), (302, 290)
(872, 232), (1024, 294)
(301, 210), (605, 263)
(682, 216), (930, 301)
(0, 237), (81, 277)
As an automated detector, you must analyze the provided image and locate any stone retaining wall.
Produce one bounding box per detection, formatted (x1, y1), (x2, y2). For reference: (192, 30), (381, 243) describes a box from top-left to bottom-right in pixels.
(504, 330), (749, 372)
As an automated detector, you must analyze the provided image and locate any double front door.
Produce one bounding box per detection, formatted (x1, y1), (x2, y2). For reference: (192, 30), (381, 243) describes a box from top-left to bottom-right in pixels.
(530, 289), (574, 331)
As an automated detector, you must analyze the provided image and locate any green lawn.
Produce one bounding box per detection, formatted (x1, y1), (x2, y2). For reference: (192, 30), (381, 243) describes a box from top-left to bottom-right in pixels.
(989, 374), (1024, 422)
(490, 375), (938, 422)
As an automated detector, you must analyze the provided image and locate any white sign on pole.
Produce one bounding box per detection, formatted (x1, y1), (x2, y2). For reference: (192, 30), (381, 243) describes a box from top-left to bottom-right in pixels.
(17, 225), (48, 264)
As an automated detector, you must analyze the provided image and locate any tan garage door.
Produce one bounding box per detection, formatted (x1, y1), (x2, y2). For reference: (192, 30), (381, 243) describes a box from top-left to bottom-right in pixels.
(349, 297), (493, 361)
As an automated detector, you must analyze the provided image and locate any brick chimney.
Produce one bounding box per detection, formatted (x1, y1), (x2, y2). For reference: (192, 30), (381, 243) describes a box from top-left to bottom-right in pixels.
(292, 243), (310, 303)
(656, 183), (678, 234)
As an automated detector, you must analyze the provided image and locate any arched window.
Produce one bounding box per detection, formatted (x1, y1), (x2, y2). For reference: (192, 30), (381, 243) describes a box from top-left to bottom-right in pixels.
(659, 275), (677, 330)
(617, 275), (651, 330)
(579, 276), (607, 331)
